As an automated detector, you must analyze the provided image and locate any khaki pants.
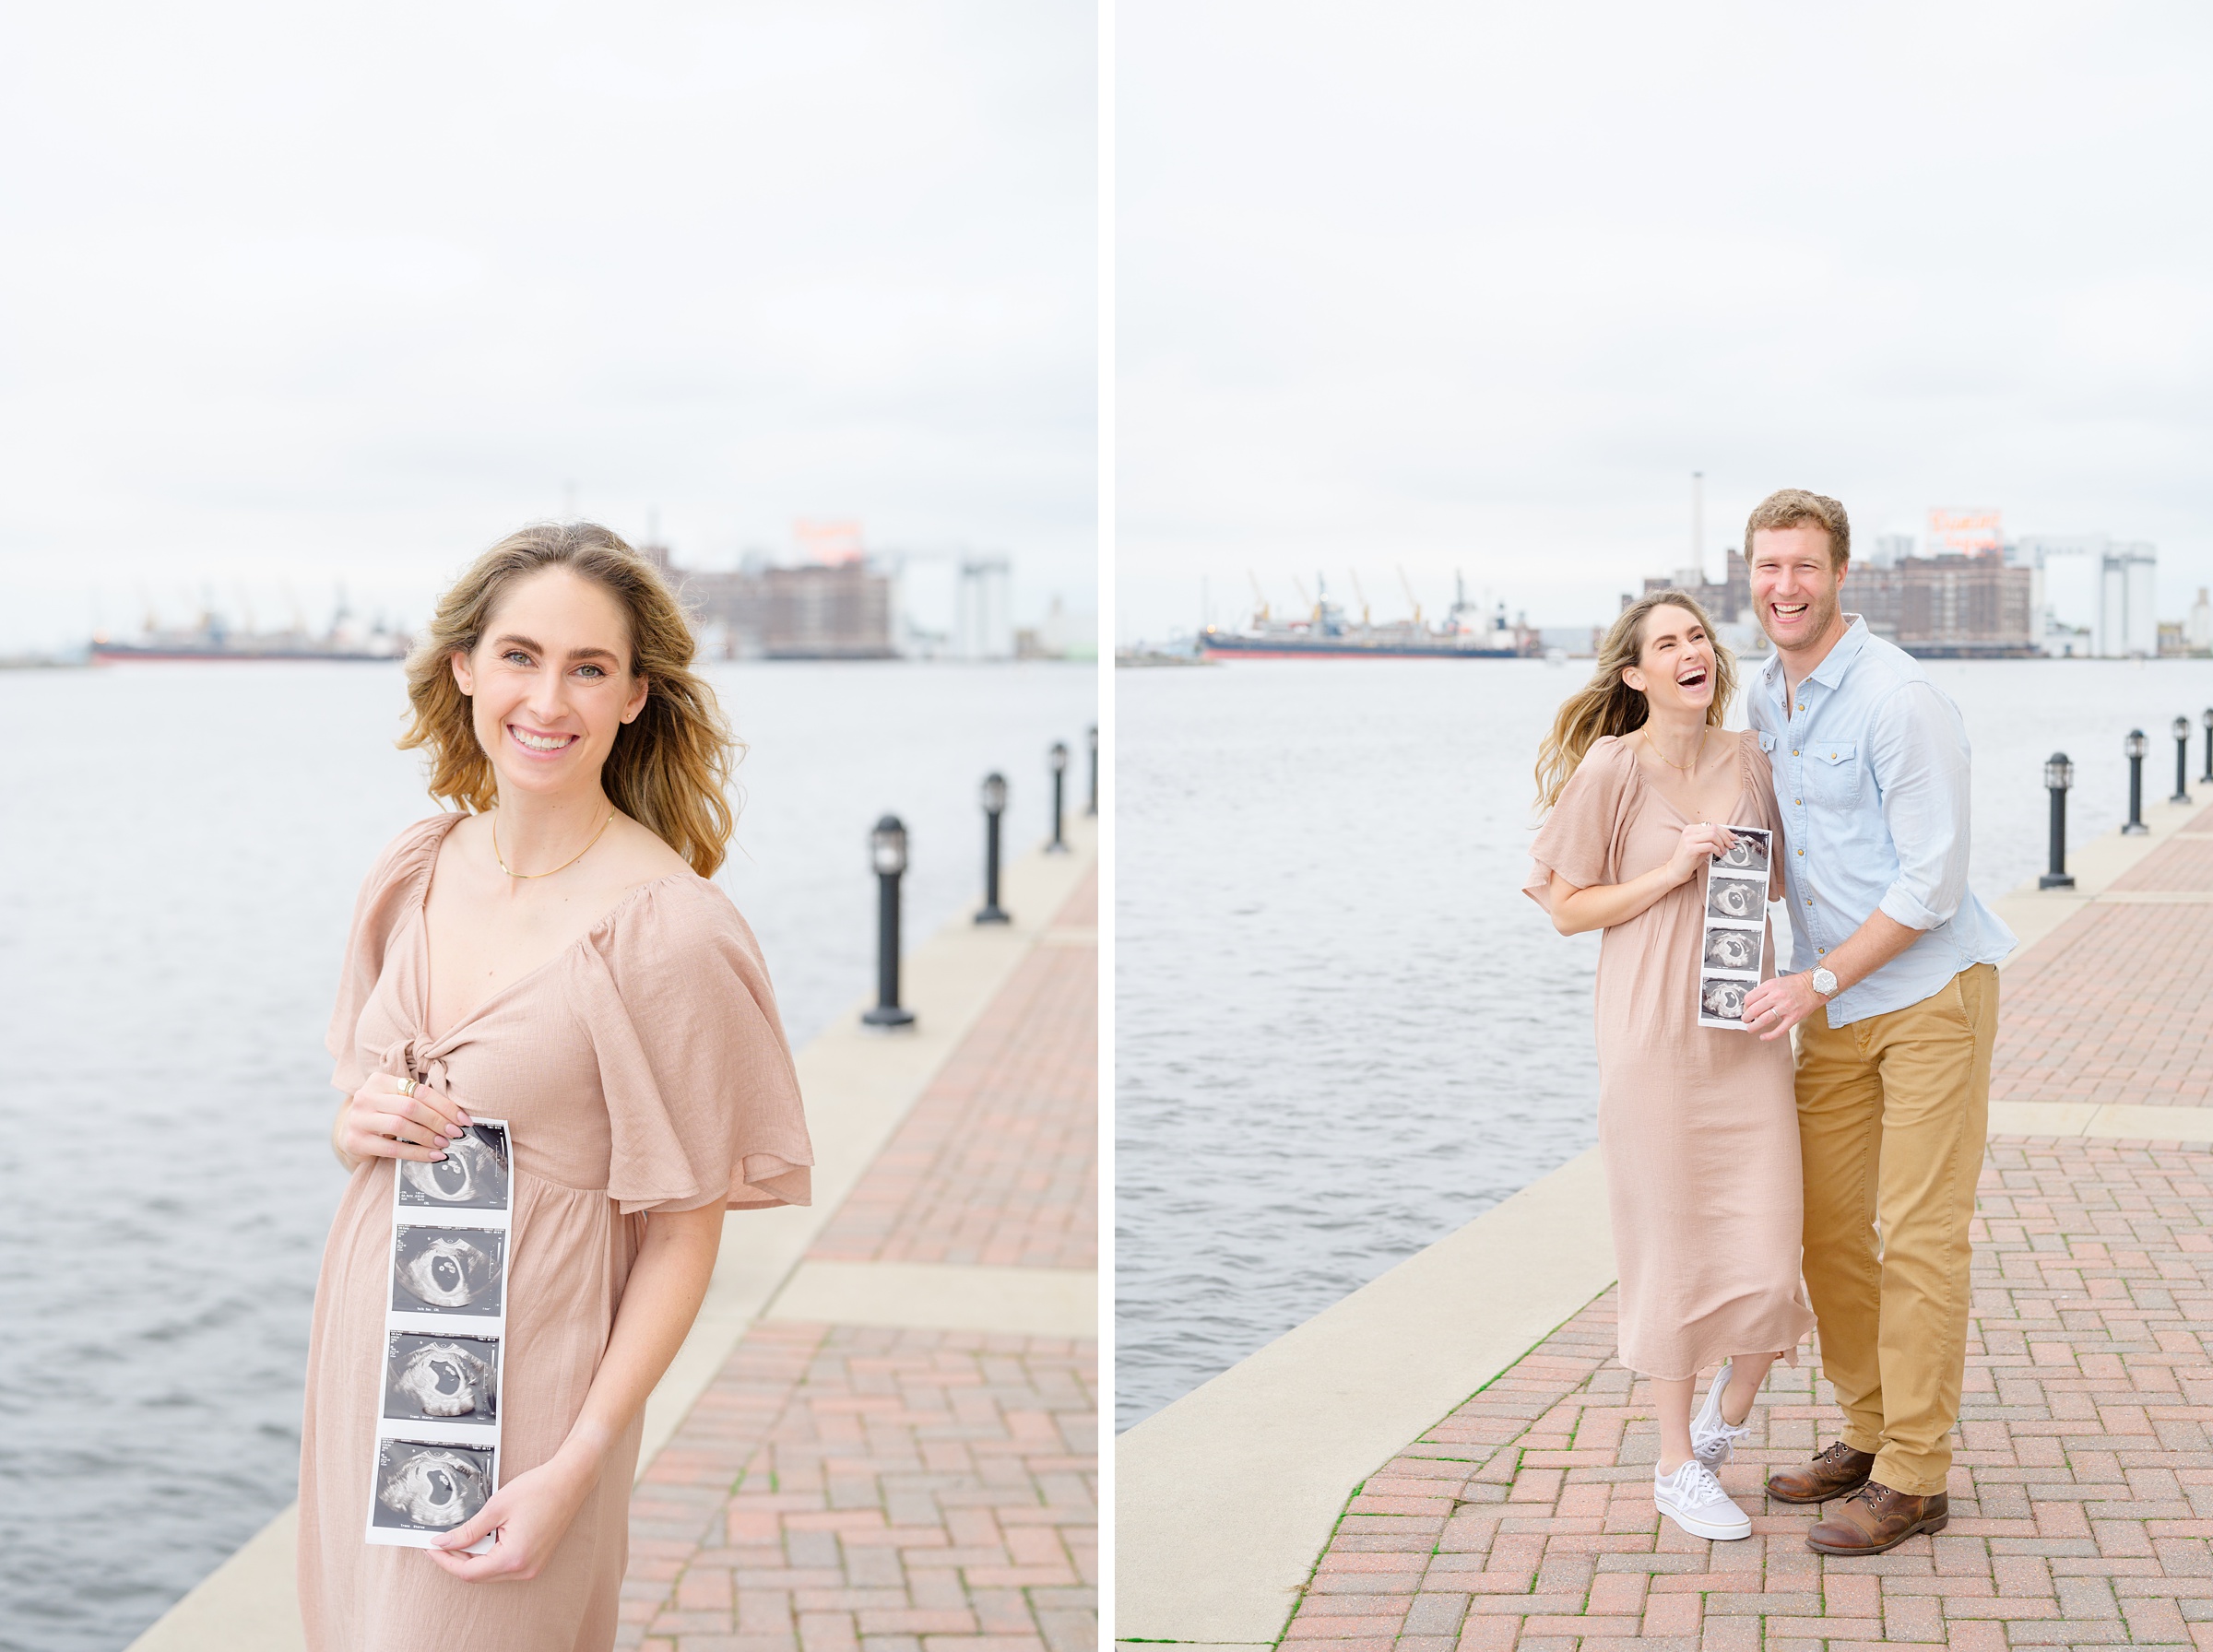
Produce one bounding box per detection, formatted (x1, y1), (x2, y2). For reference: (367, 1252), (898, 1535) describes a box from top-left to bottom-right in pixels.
(1795, 962), (1997, 1497)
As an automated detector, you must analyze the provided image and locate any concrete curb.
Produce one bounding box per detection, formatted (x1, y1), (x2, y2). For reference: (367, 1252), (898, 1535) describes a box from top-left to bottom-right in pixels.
(1115, 1150), (1615, 1645)
(125, 821), (1096, 1652)
(1114, 796), (2204, 1646)
(763, 1258), (1098, 1339)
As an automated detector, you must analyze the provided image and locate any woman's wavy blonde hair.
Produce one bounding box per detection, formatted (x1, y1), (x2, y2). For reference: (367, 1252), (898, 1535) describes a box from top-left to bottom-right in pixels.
(1533, 590), (1735, 811)
(400, 522), (740, 877)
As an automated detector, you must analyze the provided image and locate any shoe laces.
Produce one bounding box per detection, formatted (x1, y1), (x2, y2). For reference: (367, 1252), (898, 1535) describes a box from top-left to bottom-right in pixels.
(1666, 1460), (1731, 1507)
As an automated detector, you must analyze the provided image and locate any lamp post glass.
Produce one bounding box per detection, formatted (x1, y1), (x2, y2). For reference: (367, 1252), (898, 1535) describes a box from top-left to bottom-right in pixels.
(976, 773), (1011, 926)
(2124, 729), (2149, 835)
(2041, 750), (2075, 889)
(870, 818), (907, 877)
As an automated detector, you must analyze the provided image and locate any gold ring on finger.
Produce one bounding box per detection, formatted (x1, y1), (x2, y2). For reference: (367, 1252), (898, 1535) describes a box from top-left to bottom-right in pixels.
(396, 1077), (418, 1098)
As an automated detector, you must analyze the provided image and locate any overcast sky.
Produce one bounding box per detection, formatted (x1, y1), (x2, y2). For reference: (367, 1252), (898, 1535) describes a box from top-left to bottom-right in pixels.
(0, 2), (1095, 651)
(1119, 2), (2213, 643)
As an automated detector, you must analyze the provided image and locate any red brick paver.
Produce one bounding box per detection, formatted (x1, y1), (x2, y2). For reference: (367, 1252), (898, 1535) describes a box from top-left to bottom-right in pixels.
(621, 851), (1098, 1648)
(1985, 805), (2213, 1110)
(1052, 866), (1097, 931)
(808, 938), (1097, 1270)
(624, 1327), (1096, 1650)
(1989, 903), (2213, 1108)
(1286, 1135), (2213, 1649)
(1279, 805), (2213, 1648)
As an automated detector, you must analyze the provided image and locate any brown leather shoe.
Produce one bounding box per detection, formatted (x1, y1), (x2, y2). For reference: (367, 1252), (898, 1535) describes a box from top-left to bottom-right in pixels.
(1805, 1482), (1949, 1555)
(1765, 1441), (1875, 1504)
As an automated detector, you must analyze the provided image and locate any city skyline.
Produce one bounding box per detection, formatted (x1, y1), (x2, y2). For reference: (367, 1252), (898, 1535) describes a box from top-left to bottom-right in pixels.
(1118, 1), (2213, 644)
(0, 4), (1096, 653)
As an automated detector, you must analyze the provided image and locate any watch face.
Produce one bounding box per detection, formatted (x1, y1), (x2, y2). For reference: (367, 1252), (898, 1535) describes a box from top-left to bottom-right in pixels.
(1814, 969), (1837, 995)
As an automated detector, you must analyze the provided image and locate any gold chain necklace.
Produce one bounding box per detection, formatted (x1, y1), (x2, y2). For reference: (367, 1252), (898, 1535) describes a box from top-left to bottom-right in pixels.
(1641, 726), (1709, 773)
(491, 808), (615, 879)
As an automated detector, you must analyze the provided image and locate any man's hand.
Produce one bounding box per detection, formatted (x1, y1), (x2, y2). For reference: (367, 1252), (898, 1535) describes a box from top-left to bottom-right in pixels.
(1741, 971), (1823, 1042)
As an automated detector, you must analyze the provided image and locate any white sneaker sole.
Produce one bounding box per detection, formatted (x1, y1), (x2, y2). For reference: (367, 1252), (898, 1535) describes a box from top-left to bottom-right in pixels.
(1656, 1493), (1752, 1541)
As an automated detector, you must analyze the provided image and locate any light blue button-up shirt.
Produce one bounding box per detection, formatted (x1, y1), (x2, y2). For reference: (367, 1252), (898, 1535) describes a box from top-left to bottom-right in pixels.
(1745, 615), (2015, 1028)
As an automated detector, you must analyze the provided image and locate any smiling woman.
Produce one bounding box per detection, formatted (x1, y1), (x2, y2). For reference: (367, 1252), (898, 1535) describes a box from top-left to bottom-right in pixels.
(300, 522), (813, 1651)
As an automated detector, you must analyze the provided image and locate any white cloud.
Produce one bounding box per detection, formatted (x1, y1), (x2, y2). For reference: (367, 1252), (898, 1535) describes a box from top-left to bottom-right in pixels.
(1119, 0), (2213, 641)
(0, 1), (1096, 647)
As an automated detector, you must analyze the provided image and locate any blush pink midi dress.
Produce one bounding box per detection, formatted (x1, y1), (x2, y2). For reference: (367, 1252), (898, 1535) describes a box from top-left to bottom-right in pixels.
(299, 814), (813, 1651)
(1524, 733), (1814, 1380)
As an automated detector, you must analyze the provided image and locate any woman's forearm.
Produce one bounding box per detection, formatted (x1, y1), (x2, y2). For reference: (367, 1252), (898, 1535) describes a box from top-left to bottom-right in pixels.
(1547, 864), (1687, 935)
(556, 1202), (725, 1467)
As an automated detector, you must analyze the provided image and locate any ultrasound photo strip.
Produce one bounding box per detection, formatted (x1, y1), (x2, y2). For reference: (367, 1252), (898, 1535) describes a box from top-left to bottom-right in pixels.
(1704, 874), (1767, 922)
(1710, 824), (1772, 876)
(1698, 837), (1771, 1030)
(367, 1115), (512, 1552)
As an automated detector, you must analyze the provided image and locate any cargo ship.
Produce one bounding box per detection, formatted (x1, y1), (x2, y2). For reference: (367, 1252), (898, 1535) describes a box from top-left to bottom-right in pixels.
(1198, 572), (1539, 660)
(91, 601), (409, 663)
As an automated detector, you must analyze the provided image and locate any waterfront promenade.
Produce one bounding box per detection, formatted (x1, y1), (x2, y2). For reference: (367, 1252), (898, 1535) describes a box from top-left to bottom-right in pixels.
(1120, 795), (2213, 1651)
(131, 821), (1096, 1652)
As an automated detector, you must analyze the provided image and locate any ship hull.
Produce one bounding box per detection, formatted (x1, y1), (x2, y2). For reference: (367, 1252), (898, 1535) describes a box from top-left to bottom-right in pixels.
(1199, 635), (1525, 660)
(90, 643), (403, 663)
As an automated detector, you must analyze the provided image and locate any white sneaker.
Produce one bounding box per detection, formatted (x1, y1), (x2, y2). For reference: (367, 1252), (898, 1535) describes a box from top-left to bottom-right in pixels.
(1690, 1360), (1752, 1468)
(1654, 1459), (1753, 1540)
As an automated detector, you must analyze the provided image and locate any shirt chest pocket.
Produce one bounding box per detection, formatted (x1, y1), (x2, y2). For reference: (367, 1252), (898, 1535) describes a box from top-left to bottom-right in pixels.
(1805, 739), (1860, 808)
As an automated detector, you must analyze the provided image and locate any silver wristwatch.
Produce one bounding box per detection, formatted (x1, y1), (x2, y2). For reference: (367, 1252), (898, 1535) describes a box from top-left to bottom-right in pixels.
(1810, 967), (1839, 997)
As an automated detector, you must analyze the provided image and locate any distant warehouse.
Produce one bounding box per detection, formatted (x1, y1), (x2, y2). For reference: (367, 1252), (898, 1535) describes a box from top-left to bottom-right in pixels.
(1639, 548), (2036, 658)
(678, 561), (897, 660)
(1851, 555), (2037, 658)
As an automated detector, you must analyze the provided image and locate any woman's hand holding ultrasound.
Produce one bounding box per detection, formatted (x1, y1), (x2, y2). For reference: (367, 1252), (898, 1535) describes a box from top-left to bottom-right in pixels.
(1666, 821), (1737, 885)
(335, 1072), (473, 1170)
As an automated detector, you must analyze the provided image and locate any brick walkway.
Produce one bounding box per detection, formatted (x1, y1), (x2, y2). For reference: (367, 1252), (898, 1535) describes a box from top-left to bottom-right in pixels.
(1991, 808), (2213, 1111)
(811, 871), (1097, 1269)
(621, 869), (1098, 1650)
(1281, 808), (2213, 1650)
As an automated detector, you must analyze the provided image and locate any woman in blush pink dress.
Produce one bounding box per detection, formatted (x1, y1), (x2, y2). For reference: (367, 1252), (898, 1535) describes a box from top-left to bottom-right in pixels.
(299, 523), (812, 1650)
(1524, 590), (1813, 1543)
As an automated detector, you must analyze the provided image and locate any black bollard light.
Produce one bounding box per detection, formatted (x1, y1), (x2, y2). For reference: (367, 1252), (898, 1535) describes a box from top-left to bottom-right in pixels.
(1047, 740), (1070, 854)
(861, 815), (916, 1027)
(975, 773), (1012, 926)
(2040, 752), (2076, 889)
(2175, 717), (2196, 806)
(1086, 724), (1098, 817)
(2202, 706), (2213, 785)
(2123, 729), (2149, 835)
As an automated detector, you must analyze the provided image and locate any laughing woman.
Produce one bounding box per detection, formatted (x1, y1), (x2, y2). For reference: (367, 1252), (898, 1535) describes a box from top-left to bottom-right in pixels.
(1524, 591), (1813, 1541)
(299, 524), (812, 1650)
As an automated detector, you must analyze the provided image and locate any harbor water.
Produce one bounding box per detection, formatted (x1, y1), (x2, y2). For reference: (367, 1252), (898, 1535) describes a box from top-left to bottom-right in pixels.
(0, 658), (1094, 1652)
(1115, 655), (2213, 1432)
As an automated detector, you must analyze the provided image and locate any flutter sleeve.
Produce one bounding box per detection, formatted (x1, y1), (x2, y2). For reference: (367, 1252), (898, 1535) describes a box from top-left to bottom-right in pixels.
(1522, 736), (1637, 908)
(575, 879), (814, 1216)
(325, 815), (454, 1095)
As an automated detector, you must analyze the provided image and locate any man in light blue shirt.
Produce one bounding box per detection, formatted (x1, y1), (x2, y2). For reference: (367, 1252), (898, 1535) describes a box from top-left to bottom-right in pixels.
(1735, 490), (2012, 1557)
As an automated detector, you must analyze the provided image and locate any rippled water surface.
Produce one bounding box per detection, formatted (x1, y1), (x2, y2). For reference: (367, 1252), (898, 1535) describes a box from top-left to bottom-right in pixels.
(1115, 655), (2213, 1432)
(0, 659), (1093, 1652)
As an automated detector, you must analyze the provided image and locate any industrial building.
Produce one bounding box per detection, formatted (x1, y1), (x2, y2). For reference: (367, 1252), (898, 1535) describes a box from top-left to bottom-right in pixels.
(647, 538), (1039, 661)
(2009, 536), (2160, 657)
(1849, 555), (2037, 657)
(676, 560), (898, 660)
